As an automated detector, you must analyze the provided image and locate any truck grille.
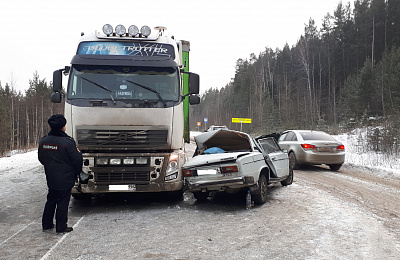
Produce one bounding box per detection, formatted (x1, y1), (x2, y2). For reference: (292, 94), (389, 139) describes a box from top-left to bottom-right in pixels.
(77, 129), (168, 148)
(96, 172), (150, 183)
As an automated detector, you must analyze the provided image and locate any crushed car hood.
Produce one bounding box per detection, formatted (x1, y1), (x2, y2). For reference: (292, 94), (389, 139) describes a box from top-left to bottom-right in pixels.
(182, 151), (251, 169)
(194, 129), (252, 154)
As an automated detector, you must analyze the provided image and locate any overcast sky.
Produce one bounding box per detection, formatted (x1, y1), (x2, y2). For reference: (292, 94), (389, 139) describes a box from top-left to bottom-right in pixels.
(1, 0), (343, 93)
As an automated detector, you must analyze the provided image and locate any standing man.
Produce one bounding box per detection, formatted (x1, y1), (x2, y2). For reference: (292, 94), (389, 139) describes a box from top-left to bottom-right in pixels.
(38, 114), (82, 233)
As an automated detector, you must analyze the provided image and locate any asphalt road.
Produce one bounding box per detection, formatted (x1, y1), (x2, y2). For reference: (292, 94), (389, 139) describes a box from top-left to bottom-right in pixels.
(1, 156), (400, 259)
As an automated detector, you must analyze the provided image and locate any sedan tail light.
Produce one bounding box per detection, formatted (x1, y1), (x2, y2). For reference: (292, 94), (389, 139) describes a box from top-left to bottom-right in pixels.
(336, 145), (345, 151)
(221, 165), (238, 174)
(301, 144), (317, 151)
(184, 170), (194, 177)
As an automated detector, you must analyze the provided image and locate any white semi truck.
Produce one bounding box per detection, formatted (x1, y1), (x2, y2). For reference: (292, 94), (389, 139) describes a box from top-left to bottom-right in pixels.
(51, 24), (200, 199)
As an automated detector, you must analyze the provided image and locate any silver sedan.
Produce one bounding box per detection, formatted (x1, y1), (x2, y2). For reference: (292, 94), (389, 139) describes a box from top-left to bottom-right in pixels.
(278, 130), (345, 171)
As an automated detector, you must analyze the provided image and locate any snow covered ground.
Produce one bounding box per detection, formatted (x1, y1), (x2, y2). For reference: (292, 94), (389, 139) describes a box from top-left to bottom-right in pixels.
(336, 129), (400, 179)
(1, 130), (400, 259)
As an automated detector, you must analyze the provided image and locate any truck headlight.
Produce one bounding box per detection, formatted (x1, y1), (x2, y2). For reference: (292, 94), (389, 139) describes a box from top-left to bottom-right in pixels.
(140, 25), (151, 37)
(109, 159), (121, 165)
(136, 158), (148, 165)
(102, 24), (113, 36)
(123, 158), (135, 165)
(128, 25), (139, 37)
(96, 158), (108, 165)
(115, 24), (126, 36)
(165, 153), (179, 179)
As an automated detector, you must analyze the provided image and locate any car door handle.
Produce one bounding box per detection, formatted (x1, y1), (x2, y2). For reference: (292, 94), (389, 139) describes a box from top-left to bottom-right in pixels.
(271, 157), (276, 161)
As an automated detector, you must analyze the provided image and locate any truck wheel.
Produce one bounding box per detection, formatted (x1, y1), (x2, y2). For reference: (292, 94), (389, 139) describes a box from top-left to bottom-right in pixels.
(71, 193), (92, 200)
(288, 152), (299, 170)
(252, 174), (267, 205)
(281, 167), (293, 186)
(328, 164), (342, 171)
(193, 191), (209, 202)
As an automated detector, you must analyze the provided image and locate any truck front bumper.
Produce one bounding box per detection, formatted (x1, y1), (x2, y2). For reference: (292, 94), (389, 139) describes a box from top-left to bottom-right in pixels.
(72, 180), (183, 194)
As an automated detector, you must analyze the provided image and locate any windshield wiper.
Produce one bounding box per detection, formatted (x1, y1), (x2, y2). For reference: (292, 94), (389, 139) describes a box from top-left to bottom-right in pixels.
(125, 80), (166, 107)
(81, 77), (116, 105)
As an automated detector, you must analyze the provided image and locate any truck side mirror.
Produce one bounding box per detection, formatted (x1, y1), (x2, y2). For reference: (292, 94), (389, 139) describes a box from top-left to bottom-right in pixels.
(189, 95), (200, 105)
(53, 69), (63, 92)
(188, 73), (199, 94)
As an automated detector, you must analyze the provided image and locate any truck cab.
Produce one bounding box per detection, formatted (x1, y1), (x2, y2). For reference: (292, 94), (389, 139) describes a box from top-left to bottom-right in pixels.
(51, 24), (200, 198)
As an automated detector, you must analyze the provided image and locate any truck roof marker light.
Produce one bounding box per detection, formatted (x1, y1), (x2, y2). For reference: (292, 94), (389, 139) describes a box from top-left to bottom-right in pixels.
(115, 24), (126, 36)
(128, 25), (139, 37)
(102, 24), (113, 36)
(141, 25), (151, 37)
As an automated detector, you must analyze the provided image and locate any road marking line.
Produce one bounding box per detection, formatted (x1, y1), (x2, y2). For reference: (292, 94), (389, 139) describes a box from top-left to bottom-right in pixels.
(0, 220), (35, 246)
(40, 216), (85, 260)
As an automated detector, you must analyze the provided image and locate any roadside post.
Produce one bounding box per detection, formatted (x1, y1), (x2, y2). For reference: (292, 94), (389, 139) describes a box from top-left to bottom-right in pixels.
(232, 118), (252, 131)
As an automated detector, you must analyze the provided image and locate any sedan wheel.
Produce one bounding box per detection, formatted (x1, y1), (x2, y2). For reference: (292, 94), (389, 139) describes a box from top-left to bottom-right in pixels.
(328, 164), (342, 171)
(281, 167), (293, 186)
(252, 174), (267, 205)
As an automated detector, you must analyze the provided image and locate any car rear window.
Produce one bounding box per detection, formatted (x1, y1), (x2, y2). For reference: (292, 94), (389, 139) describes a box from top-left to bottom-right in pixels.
(299, 132), (335, 141)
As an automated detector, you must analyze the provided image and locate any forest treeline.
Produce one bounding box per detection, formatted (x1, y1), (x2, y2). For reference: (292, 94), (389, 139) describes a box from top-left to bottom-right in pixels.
(0, 73), (64, 156)
(1, 0), (400, 157)
(191, 0), (400, 155)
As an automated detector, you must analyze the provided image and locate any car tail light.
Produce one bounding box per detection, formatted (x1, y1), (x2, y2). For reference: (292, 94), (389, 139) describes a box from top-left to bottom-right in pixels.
(336, 145), (345, 150)
(184, 170), (193, 177)
(221, 166), (238, 174)
(301, 144), (317, 150)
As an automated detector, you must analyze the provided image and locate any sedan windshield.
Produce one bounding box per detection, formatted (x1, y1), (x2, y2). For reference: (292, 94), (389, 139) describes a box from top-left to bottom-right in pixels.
(67, 65), (179, 102)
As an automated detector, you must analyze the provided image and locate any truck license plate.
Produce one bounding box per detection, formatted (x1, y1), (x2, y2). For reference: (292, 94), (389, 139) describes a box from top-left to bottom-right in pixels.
(109, 185), (136, 191)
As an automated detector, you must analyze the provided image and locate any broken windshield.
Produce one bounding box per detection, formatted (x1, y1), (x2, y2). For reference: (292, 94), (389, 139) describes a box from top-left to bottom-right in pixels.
(67, 65), (179, 102)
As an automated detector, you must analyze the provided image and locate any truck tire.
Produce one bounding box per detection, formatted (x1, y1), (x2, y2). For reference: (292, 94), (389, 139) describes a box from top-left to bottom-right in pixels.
(252, 174), (267, 205)
(281, 167), (293, 186)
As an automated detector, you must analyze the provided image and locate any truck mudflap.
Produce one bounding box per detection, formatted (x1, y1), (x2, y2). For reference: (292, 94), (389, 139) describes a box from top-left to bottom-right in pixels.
(72, 180), (184, 194)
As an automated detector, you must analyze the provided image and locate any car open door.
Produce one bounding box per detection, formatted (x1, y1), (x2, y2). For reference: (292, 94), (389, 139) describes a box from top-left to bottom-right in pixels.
(256, 137), (289, 178)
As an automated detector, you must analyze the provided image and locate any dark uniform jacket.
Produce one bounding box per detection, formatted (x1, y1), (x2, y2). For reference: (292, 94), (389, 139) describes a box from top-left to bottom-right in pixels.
(38, 130), (83, 190)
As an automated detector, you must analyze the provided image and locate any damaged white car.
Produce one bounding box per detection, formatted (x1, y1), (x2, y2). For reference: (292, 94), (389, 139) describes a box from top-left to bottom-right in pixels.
(182, 130), (293, 204)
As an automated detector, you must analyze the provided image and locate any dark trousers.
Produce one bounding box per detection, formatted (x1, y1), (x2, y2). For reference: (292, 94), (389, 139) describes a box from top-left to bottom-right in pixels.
(42, 188), (71, 232)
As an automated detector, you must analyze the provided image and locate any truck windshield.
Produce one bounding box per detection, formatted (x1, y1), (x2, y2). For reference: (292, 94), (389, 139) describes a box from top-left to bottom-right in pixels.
(67, 65), (179, 102)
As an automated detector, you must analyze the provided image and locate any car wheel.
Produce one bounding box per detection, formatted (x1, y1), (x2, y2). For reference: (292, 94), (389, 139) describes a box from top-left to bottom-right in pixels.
(288, 152), (299, 170)
(71, 193), (92, 200)
(281, 167), (293, 186)
(328, 164), (342, 171)
(252, 174), (268, 205)
(193, 191), (209, 202)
